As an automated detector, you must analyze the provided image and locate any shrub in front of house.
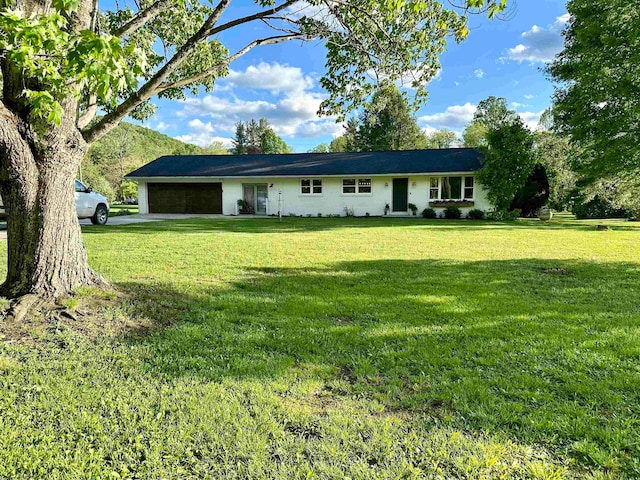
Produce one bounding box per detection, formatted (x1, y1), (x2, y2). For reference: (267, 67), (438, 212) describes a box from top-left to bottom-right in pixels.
(444, 206), (462, 219)
(486, 209), (522, 221)
(467, 209), (485, 220)
(422, 208), (437, 219)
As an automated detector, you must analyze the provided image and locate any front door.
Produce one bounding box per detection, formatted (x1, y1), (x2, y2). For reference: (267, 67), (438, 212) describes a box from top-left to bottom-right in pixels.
(256, 184), (268, 215)
(392, 178), (408, 212)
(242, 184), (268, 215)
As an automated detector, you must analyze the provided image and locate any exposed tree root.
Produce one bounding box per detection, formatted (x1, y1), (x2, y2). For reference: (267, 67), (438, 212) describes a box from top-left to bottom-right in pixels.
(0, 284), (153, 344)
(3, 294), (46, 324)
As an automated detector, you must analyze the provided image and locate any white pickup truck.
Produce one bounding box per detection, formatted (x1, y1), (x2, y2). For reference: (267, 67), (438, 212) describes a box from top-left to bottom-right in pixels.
(0, 179), (110, 225)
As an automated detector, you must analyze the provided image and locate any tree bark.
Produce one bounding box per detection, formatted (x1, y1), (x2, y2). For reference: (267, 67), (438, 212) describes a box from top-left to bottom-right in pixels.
(0, 103), (104, 300)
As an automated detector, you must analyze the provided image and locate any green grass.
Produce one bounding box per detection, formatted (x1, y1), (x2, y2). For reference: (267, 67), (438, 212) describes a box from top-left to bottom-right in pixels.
(1, 217), (639, 479)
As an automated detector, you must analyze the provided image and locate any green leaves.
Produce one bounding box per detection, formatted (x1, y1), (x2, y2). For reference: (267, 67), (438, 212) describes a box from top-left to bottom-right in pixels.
(23, 91), (64, 125)
(548, 0), (640, 179)
(0, 6), (145, 127)
(477, 117), (536, 212)
(313, 0), (507, 119)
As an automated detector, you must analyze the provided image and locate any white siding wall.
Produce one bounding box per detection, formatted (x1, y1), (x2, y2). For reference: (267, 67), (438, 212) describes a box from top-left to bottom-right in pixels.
(137, 175), (493, 217)
(138, 181), (149, 214)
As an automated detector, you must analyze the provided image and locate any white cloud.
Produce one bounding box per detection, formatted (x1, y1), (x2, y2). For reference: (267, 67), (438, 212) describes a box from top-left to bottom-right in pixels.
(519, 110), (545, 131)
(155, 121), (172, 131)
(510, 102), (529, 109)
(524, 94), (535, 100)
(175, 133), (234, 148)
(474, 69), (485, 79)
(178, 91), (338, 138)
(422, 126), (439, 136)
(187, 118), (215, 133)
(501, 14), (569, 64)
(295, 120), (344, 138)
(225, 62), (314, 95)
(418, 103), (477, 130)
(175, 60), (346, 143)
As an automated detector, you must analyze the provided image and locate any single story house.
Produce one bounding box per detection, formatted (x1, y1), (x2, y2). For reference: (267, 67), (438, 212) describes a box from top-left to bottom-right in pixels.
(125, 148), (493, 217)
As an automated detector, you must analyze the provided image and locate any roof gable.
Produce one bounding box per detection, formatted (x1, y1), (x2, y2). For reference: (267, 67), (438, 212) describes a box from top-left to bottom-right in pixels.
(126, 148), (483, 178)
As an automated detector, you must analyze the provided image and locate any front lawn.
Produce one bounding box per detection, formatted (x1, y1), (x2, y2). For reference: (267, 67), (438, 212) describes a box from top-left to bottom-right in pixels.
(0, 217), (639, 478)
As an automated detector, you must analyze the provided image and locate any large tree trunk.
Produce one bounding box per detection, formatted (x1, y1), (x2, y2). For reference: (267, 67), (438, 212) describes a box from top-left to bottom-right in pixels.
(0, 104), (103, 300)
(0, 1), (103, 302)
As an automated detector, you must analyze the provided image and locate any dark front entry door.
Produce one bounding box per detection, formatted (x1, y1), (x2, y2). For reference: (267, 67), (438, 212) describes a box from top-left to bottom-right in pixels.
(392, 178), (408, 212)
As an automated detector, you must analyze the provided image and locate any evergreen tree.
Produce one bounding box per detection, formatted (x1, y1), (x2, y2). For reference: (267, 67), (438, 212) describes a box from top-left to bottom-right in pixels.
(232, 123), (248, 155)
(232, 119), (290, 154)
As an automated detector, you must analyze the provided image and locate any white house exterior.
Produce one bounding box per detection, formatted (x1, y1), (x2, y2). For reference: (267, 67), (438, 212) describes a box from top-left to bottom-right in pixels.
(127, 149), (493, 217)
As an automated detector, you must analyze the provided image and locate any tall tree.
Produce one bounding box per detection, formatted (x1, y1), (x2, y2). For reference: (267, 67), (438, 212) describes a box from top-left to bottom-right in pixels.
(534, 131), (578, 210)
(462, 96), (516, 149)
(232, 118), (290, 154)
(357, 84), (427, 151)
(328, 136), (348, 152)
(462, 121), (488, 147)
(473, 96), (518, 129)
(232, 122), (249, 155)
(476, 111), (537, 213)
(0, 0), (507, 305)
(547, 0), (640, 179)
(425, 129), (458, 149)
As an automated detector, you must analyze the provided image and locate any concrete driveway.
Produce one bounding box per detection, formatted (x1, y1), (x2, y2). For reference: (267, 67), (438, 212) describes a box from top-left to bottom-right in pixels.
(79, 213), (227, 226)
(0, 214), (231, 240)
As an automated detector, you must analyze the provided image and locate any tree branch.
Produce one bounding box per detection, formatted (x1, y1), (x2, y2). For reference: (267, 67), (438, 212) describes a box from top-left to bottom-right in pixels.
(207, 0), (298, 36)
(113, 0), (173, 37)
(83, 0), (235, 143)
(83, 0), (305, 143)
(159, 34), (305, 91)
(76, 95), (98, 130)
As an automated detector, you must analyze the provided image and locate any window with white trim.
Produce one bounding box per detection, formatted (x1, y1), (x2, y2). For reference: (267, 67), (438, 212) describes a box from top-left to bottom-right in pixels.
(433, 176), (474, 200)
(441, 176), (462, 200)
(342, 178), (372, 194)
(301, 178), (322, 195)
(358, 178), (372, 193)
(464, 177), (474, 199)
(429, 177), (439, 199)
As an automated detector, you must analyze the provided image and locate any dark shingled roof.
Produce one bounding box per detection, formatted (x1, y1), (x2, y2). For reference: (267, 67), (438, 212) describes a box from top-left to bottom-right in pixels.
(126, 148), (483, 178)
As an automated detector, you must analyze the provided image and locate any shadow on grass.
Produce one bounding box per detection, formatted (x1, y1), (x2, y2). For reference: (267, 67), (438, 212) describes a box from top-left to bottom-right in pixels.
(81, 216), (640, 236)
(119, 257), (640, 472)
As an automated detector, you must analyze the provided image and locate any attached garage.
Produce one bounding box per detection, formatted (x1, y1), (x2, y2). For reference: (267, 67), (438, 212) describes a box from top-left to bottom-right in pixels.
(147, 183), (222, 214)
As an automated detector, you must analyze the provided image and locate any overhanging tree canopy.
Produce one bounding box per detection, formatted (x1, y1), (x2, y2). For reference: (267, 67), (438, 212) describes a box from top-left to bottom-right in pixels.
(547, 0), (640, 178)
(0, 0), (508, 303)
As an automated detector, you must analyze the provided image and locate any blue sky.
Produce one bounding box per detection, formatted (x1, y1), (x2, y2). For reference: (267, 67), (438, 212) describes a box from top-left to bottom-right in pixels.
(123, 0), (569, 151)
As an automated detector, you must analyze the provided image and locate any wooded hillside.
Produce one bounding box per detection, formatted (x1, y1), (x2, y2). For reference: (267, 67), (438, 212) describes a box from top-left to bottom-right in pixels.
(82, 122), (208, 202)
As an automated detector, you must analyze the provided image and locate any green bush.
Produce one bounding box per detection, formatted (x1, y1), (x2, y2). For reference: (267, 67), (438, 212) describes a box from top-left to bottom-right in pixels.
(444, 206), (462, 219)
(467, 209), (485, 220)
(422, 208), (437, 219)
(486, 209), (522, 221)
(572, 195), (629, 219)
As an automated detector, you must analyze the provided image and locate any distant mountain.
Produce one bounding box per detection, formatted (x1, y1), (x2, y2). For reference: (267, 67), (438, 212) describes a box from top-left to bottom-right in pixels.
(87, 122), (203, 168)
(83, 122), (213, 202)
